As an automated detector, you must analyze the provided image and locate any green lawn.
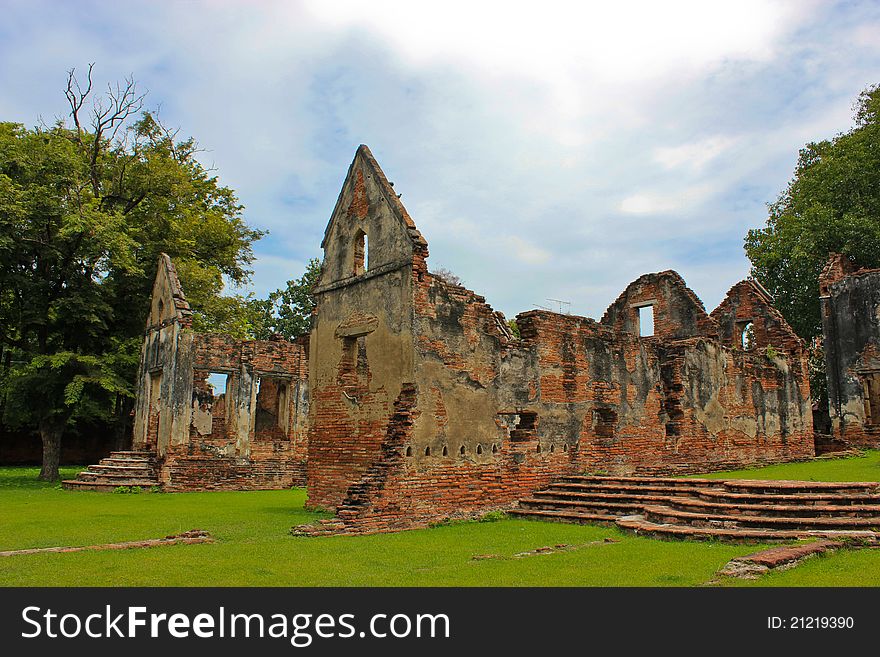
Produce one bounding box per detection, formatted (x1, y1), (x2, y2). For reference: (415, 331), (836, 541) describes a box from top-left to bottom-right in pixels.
(1, 453), (879, 587)
(688, 449), (880, 482)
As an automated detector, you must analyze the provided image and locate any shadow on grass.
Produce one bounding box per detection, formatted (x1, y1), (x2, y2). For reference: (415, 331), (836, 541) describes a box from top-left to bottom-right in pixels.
(261, 506), (332, 520)
(0, 466), (85, 489)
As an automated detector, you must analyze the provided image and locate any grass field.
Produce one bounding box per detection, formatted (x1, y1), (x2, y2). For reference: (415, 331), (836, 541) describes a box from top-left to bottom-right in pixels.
(1, 452), (879, 587)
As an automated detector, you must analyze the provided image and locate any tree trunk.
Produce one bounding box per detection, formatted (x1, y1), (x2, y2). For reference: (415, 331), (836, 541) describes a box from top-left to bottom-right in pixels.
(112, 394), (134, 451)
(37, 417), (64, 481)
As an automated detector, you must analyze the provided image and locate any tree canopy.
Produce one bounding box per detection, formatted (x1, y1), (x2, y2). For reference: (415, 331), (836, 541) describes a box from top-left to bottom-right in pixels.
(745, 84), (880, 342)
(249, 258), (322, 341)
(0, 66), (264, 479)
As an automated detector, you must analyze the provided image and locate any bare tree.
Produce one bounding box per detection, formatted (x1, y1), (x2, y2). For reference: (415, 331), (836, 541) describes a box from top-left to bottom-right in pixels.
(64, 63), (146, 199)
(431, 267), (462, 286)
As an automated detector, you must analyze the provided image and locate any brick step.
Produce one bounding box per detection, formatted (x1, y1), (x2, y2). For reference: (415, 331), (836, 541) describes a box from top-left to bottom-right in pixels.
(518, 498), (645, 514)
(61, 478), (159, 491)
(548, 482), (717, 496)
(516, 474), (880, 541)
(87, 465), (154, 476)
(76, 470), (158, 483)
(100, 456), (155, 466)
(664, 496), (880, 518)
(723, 479), (880, 495)
(507, 508), (621, 524)
(109, 451), (156, 459)
(530, 490), (687, 506)
(642, 504), (880, 531)
(695, 489), (880, 506)
(560, 475), (722, 488)
(65, 449), (160, 493)
(616, 515), (878, 543)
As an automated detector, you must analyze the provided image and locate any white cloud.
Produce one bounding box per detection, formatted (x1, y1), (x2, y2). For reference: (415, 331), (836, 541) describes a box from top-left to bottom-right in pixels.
(619, 185), (715, 215)
(1, 0), (877, 322)
(501, 236), (552, 265)
(303, 0), (803, 82)
(653, 136), (739, 172)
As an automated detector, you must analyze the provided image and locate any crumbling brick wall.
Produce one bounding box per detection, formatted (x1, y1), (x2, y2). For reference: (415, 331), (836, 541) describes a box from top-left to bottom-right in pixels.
(820, 253), (880, 446)
(131, 254), (309, 491)
(306, 147), (424, 510)
(159, 334), (309, 491)
(305, 145), (814, 534)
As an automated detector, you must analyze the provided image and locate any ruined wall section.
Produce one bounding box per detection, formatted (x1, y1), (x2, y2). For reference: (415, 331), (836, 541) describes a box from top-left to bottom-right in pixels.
(711, 279), (804, 354)
(132, 254), (195, 457)
(127, 253), (311, 492)
(306, 145), (424, 510)
(820, 256), (880, 446)
(601, 270), (718, 339)
(655, 339), (812, 471)
(323, 279), (587, 534)
(161, 334), (309, 491)
(304, 146), (814, 535)
(316, 262), (813, 533)
(522, 311), (812, 476)
(523, 311), (665, 473)
(131, 322), (196, 456)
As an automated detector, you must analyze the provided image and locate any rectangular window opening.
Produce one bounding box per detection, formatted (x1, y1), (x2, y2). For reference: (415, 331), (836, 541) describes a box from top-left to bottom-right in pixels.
(862, 372), (880, 426)
(192, 371), (231, 437)
(255, 376), (290, 436)
(207, 372), (229, 397)
(638, 305), (655, 337)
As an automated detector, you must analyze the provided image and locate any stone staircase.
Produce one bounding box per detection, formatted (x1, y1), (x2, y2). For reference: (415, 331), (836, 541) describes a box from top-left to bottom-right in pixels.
(62, 451), (160, 491)
(511, 475), (880, 542)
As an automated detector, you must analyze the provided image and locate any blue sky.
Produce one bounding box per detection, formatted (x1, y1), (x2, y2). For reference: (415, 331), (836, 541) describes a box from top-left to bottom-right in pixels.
(2, 0), (879, 319)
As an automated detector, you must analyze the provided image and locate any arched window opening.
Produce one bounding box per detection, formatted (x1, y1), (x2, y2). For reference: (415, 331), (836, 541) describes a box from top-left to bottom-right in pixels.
(476, 444), (483, 454)
(442, 445), (448, 456)
(492, 443), (498, 453)
(406, 446), (413, 457)
(353, 230), (368, 276)
(741, 322), (756, 351)
(459, 445), (466, 455)
(424, 446), (431, 456)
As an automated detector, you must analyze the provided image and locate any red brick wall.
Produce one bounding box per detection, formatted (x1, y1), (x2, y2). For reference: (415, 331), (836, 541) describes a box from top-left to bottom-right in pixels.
(157, 334), (309, 491)
(302, 147), (814, 534)
(310, 268), (814, 533)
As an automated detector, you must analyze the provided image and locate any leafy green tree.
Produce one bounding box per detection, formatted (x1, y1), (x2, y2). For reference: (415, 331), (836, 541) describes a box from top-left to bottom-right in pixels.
(251, 258), (322, 341)
(0, 66), (263, 479)
(745, 84), (880, 342)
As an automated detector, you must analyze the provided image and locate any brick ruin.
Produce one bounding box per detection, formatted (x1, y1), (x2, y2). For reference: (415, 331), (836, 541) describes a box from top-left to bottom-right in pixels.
(67, 145), (821, 531)
(128, 254), (309, 491)
(303, 145), (814, 533)
(820, 253), (880, 447)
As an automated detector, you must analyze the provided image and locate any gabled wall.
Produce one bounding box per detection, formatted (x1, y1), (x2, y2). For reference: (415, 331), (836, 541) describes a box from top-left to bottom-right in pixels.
(132, 254), (195, 456)
(306, 145), (426, 509)
(304, 146), (815, 534)
(601, 270), (718, 339)
(820, 253), (880, 445)
(131, 254), (310, 491)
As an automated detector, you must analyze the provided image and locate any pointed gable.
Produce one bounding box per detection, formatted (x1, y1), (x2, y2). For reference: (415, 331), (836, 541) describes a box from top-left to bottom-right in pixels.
(147, 253), (192, 329)
(710, 279), (802, 353)
(317, 145), (428, 289)
(600, 270), (718, 339)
